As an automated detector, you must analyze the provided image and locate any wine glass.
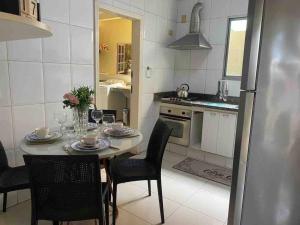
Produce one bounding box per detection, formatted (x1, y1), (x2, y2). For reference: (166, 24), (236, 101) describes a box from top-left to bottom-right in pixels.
(102, 114), (115, 129)
(54, 112), (67, 134)
(91, 109), (103, 132)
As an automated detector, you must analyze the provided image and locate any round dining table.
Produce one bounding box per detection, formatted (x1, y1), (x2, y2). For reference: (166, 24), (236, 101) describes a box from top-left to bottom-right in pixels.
(20, 131), (143, 158)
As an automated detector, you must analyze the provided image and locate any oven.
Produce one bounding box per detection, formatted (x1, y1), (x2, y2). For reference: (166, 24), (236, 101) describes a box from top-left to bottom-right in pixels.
(159, 106), (191, 146)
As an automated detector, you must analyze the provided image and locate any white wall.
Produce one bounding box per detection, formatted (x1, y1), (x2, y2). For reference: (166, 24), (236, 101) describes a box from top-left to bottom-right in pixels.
(0, 0), (94, 207)
(174, 0), (248, 97)
(97, 0), (178, 148)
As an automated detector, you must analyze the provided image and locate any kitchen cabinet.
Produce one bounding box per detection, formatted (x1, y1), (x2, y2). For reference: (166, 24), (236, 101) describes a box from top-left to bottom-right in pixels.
(217, 113), (237, 157)
(201, 110), (237, 157)
(201, 111), (219, 154)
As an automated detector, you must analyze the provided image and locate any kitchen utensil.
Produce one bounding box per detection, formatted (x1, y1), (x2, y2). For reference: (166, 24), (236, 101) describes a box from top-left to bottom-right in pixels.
(176, 83), (190, 98)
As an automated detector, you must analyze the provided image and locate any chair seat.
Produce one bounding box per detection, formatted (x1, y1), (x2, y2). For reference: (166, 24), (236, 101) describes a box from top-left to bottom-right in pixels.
(111, 159), (157, 183)
(0, 166), (29, 192)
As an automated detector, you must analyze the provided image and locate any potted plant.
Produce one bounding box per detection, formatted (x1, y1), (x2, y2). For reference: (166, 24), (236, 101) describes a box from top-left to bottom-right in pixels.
(63, 86), (94, 134)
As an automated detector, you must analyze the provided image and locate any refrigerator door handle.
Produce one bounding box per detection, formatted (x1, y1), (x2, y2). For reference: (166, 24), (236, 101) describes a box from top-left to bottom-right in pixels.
(241, 0), (265, 91)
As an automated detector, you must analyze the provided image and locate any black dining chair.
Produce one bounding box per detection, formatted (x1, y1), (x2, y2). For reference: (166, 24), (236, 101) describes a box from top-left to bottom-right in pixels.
(110, 119), (172, 225)
(0, 141), (29, 212)
(23, 155), (109, 225)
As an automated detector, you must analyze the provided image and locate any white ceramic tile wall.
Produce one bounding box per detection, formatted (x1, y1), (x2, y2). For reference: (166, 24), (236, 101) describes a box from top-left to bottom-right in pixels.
(97, 0), (178, 150)
(0, 0), (94, 206)
(174, 0), (249, 96)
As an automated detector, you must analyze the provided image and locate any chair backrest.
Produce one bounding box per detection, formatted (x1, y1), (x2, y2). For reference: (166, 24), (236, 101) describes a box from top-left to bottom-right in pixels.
(24, 155), (104, 222)
(0, 141), (9, 173)
(88, 109), (117, 123)
(145, 119), (172, 171)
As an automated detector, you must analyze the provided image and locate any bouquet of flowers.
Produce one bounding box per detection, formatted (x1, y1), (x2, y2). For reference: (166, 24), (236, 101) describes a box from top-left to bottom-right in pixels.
(63, 86), (94, 111)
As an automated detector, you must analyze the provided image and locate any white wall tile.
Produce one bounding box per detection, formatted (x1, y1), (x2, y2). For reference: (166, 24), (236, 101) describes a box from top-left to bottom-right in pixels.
(7, 39), (42, 62)
(0, 42), (7, 61)
(229, 0), (249, 16)
(207, 45), (225, 70)
(200, 19), (210, 39)
(176, 22), (189, 39)
(175, 51), (191, 70)
(209, 18), (227, 45)
(71, 64), (94, 88)
(190, 50), (209, 70)
(40, 0), (70, 23)
(71, 26), (93, 64)
(131, 0), (145, 9)
(113, 0), (132, 11)
(201, 0), (212, 19)
(141, 93), (155, 118)
(9, 62), (44, 105)
(45, 102), (73, 129)
(145, 0), (158, 14)
(177, 0), (195, 22)
(205, 69), (222, 94)
(0, 107), (14, 149)
(5, 148), (16, 167)
(13, 104), (45, 144)
(42, 20), (70, 63)
(44, 63), (71, 103)
(70, 0), (94, 29)
(144, 13), (157, 42)
(154, 69), (174, 92)
(174, 69), (190, 89)
(143, 41), (157, 68)
(0, 62), (11, 106)
(190, 69), (206, 93)
(211, 0), (230, 18)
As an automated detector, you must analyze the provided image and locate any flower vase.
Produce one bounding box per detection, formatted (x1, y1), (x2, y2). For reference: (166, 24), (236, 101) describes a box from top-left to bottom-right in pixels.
(73, 107), (89, 136)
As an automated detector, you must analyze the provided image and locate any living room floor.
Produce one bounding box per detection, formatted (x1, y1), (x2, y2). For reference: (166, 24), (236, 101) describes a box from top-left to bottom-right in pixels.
(0, 151), (230, 225)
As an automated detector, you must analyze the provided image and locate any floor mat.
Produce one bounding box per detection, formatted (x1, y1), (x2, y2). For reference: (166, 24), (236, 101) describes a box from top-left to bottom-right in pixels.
(173, 157), (232, 186)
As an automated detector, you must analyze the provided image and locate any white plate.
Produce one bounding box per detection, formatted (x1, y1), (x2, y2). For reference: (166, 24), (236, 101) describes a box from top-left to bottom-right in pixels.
(103, 127), (135, 137)
(25, 132), (62, 143)
(71, 138), (110, 152)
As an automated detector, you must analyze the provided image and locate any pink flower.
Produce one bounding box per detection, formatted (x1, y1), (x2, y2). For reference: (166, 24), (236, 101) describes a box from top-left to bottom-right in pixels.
(63, 93), (79, 105)
(69, 95), (79, 105)
(63, 93), (72, 99)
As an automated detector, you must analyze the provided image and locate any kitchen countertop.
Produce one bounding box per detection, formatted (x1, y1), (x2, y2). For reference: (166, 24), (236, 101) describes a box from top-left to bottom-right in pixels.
(154, 92), (240, 112)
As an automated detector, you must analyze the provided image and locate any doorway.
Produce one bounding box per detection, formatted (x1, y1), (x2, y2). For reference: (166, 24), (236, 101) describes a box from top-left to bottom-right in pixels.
(94, 4), (142, 129)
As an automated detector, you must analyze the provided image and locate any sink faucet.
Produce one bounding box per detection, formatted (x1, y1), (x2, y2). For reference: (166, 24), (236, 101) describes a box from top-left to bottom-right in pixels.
(218, 80), (229, 102)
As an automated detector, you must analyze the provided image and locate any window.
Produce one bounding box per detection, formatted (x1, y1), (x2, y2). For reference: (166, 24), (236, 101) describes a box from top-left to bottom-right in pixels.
(224, 17), (247, 79)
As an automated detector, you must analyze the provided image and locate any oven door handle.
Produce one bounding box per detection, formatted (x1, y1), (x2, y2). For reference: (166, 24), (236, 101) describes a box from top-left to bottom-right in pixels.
(160, 115), (191, 122)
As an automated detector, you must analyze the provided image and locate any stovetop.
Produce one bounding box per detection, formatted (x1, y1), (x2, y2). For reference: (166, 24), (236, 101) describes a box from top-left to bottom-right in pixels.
(160, 96), (239, 111)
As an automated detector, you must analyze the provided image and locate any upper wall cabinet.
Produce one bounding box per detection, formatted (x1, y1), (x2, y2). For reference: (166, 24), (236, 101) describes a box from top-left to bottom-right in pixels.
(0, 11), (52, 41)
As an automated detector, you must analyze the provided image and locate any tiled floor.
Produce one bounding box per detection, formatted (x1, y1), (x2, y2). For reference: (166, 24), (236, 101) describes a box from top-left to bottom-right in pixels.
(0, 151), (230, 225)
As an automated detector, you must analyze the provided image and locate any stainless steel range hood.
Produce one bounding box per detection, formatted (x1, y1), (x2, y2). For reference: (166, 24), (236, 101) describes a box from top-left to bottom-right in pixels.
(168, 2), (212, 50)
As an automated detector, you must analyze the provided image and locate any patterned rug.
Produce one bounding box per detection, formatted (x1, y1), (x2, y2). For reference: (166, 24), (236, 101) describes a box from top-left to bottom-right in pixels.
(173, 157), (232, 186)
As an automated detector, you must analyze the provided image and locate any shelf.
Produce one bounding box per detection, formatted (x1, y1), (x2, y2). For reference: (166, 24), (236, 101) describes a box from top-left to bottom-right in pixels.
(0, 12), (52, 41)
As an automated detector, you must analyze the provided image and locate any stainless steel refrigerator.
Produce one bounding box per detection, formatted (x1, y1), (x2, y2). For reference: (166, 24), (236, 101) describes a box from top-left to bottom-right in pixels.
(228, 0), (300, 224)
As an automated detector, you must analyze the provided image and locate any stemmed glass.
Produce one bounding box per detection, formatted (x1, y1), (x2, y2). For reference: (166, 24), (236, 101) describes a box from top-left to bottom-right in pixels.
(54, 112), (67, 135)
(91, 109), (103, 133)
(102, 114), (116, 129)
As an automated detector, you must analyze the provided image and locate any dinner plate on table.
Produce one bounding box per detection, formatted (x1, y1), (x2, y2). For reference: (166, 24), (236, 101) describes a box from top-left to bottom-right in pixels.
(103, 127), (135, 138)
(25, 132), (63, 143)
(71, 138), (110, 152)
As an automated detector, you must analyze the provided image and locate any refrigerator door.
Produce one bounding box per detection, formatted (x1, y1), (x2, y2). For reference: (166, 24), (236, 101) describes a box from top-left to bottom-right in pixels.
(241, 0), (300, 224)
(240, 0), (264, 91)
(228, 91), (255, 225)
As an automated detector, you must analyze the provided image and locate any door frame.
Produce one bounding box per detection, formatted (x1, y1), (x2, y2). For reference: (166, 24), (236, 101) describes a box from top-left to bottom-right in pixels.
(94, 1), (143, 129)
